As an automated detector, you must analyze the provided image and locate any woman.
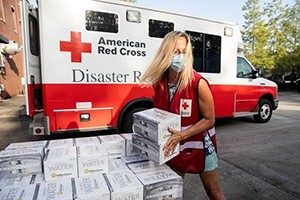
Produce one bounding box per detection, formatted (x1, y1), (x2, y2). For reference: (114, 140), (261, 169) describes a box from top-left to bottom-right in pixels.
(141, 31), (226, 200)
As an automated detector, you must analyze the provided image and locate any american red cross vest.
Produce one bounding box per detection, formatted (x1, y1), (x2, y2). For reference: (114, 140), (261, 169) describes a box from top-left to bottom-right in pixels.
(153, 71), (217, 173)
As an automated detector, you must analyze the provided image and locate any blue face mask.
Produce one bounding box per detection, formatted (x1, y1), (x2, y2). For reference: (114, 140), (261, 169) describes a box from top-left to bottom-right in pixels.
(171, 53), (186, 72)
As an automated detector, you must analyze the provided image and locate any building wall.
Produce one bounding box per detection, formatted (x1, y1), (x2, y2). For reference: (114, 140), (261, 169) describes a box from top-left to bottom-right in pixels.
(0, 0), (24, 99)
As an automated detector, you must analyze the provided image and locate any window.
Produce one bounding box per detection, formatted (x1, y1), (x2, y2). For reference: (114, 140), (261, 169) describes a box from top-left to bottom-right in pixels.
(149, 19), (174, 38)
(186, 31), (221, 73)
(237, 57), (253, 78)
(85, 10), (118, 33)
(0, 0), (4, 21)
(11, 6), (17, 32)
(29, 14), (39, 56)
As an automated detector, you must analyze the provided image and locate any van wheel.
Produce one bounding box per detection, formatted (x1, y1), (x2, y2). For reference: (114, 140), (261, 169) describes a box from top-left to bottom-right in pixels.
(253, 99), (273, 123)
(120, 107), (147, 133)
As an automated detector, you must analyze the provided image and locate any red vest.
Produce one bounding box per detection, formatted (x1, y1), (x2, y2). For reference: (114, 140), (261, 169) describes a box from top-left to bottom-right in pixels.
(153, 71), (217, 173)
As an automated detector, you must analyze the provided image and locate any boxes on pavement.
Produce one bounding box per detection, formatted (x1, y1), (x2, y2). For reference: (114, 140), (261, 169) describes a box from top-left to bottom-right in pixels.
(108, 159), (129, 173)
(0, 147), (44, 178)
(120, 133), (139, 156)
(120, 155), (148, 165)
(104, 170), (143, 200)
(35, 179), (73, 200)
(98, 134), (125, 159)
(136, 168), (183, 200)
(73, 174), (110, 200)
(0, 184), (37, 200)
(77, 145), (108, 177)
(43, 147), (77, 181)
(127, 160), (170, 174)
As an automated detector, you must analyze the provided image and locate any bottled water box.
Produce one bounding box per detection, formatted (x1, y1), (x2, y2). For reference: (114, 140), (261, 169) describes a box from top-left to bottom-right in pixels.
(127, 160), (170, 174)
(35, 179), (73, 200)
(77, 144), (108, 177)
(120, 133), (139, 156)
(0, 184), (37, 200)
(98, 134), (125, 159)
(43, 147), (77, 181)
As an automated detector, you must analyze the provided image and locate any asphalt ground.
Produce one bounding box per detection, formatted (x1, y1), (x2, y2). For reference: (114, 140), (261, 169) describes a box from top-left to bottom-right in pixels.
(0, 91), (299, 200)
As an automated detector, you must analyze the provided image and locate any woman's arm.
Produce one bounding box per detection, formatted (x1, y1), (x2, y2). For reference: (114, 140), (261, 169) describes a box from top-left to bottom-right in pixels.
(163, 79), (215, 156)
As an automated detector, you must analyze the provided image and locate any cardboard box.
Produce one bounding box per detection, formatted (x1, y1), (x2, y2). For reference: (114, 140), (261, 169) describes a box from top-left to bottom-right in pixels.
(5, 140), (48, 150)
(133, 108), (181, 144)
(43, 147), (77, 181)
(136, 168), (183, 200)
(77, 145), (108, 177)
(45, 138), (75, 150)
(108, 159), (130, 173)
(98, 134), (125, 159)
(132, 133), (179, 165)
(120, 133), (139, 156)
(0, 147), (44, 178)
(73, 174), (110, 200)
(120, 155), (148, 165)
(104, 171), (143, 200)
(0, 184), (37, 200)
(35, 179), (73, 200)
(127, 160), (170, 174)
(0, 173), (43, 188)
(75, 137), (101, 146)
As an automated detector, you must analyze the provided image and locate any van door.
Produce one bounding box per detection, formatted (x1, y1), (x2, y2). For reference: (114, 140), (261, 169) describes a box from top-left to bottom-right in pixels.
(235, 56), (260, 112)
(21, 1), (43, 117)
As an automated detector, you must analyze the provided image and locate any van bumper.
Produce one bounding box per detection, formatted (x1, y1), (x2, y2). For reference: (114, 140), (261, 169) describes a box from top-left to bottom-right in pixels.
(273, 99), (279, 110)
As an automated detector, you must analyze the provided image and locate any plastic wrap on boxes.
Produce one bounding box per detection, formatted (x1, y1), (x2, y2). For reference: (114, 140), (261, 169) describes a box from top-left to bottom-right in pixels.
(0, 173), (43, 188)
(127, 160), (170, 174)
(120, 133), (139, 156)
(108, 159), (129, 173)
(132, 133), (179, 165)
(77, 145), (108, 177)
(43, 147), (77, 181)
(104, 170), (143, 200)
(0, 184), (37, 200)
(133, 108), (181, 144)
(120, 155), (148, 165)
(34, 179), (73, 200)
(75, 137), (101, 146)
(136, 168), (183, 200)
(5, 140), (48, 150)
(0, 147), (44, 178)
(98, 134), (125, 159)
(73, 174), (110, 200)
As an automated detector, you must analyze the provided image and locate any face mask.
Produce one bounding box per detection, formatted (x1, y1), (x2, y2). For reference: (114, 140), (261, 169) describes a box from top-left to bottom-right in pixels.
(171, 53), (186, 72)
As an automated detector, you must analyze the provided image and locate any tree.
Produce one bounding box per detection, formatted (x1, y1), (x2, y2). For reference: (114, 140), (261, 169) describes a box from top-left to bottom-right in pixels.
(242, 0), (273, 70)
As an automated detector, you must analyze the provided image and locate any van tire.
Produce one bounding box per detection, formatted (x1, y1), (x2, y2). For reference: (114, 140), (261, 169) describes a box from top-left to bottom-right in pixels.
(253, 99), (273, 123)
(120, 107), (147, 133)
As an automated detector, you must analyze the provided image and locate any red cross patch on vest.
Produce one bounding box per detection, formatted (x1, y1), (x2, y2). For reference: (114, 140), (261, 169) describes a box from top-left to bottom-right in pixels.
(180, 99), (192, 117)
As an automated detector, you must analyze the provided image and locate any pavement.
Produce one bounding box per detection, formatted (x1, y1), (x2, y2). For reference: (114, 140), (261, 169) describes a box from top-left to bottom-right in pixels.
(0, 92), (299, 200)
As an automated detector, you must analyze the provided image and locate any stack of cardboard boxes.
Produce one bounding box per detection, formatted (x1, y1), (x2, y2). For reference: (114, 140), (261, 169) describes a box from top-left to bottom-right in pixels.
(0, 112), (184, 199)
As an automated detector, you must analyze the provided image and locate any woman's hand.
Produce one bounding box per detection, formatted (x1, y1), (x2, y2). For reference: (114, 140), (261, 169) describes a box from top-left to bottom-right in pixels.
(163, 127), (183, 157)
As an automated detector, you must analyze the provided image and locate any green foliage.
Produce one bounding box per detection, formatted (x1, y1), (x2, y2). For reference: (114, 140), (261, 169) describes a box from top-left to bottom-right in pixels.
(242, 0), (299, 73)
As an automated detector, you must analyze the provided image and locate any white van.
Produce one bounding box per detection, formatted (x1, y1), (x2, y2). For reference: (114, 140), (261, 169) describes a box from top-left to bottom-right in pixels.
(21, 0), (278, 135)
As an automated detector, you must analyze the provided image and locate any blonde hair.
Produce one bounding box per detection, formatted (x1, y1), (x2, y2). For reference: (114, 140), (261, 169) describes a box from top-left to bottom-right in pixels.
(140, 31), (194, 90)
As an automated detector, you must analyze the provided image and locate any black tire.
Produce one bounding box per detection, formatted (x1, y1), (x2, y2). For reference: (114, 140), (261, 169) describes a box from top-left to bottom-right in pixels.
(253, 99), (273, 123)
(120, 107), (147, 133)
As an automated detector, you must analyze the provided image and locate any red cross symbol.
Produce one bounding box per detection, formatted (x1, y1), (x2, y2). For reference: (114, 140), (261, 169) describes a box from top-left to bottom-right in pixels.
(182, 101), (189, 110)
(59, 31), (92, 63)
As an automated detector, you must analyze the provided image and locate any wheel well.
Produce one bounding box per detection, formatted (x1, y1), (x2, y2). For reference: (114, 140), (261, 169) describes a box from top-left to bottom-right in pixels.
(259, 94), (275, 109)
(117, 98), (153, 131)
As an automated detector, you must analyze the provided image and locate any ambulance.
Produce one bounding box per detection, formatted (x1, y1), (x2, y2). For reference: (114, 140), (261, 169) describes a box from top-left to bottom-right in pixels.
(21, 0), (279, 135)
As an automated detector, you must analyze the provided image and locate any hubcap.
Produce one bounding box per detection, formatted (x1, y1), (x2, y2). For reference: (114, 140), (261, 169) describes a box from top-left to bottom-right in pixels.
(260, 104), (270, 120)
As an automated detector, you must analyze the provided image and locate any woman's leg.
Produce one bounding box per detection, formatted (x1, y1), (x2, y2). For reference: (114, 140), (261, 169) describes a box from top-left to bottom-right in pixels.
(199, 169), (226, 200)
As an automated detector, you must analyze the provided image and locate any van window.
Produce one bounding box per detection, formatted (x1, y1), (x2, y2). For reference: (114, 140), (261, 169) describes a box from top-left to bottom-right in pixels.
(237, 57), (253, 78)
(86, 11), (118, 33)
(186, 31), (221, 73)
(28, 14), (39, 56)
(149, 19), (174, 38)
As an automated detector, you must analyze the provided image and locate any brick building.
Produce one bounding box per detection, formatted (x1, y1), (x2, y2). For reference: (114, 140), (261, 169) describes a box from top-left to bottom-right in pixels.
(0, 0), (24, 99)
